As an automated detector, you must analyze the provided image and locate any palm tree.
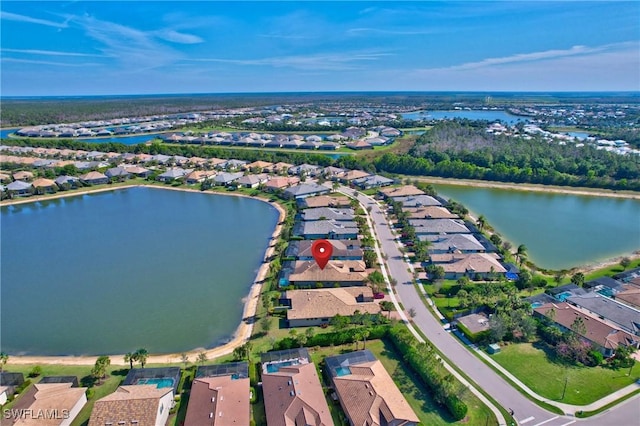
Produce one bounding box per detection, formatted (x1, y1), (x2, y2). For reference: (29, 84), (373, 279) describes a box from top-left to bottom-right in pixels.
(516, 244), (528, 264)
(197, 352), (208, 365)
(476, 215), (487, 232)
(124, 352), (136, 369)
(361, 329), (370, 349)
(0, 352), (8, 372)
(135, 348), (149, 368)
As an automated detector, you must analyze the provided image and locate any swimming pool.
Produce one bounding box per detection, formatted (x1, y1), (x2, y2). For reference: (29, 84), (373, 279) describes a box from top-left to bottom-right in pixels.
(135, 378), (175, 389)
(335, 366), (352, 377)
(266, 360), (299, 373)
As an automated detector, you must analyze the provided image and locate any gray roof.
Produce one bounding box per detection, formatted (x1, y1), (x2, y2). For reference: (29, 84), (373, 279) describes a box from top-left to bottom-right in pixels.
(295, 220), (358, 237)
(214, 172), (243, 184)
(236, 174), (267, 186)
(427, 233), (485, 252)
(410, 219), (471, 234)
(567, 293), (640, 335)
(301, 207), (355, 221)
(55, 175), (79, 185)
(7, 180), (32, 190)
(105, 167), (131, 178)
(223, 159), (247, 169)
(585, 277), (624, 291)
(393, 195), (442, 207)
(158, 168), (189, 179)
(352, 174), (394, 187)
(288, 164), (321, 176)
(283, 183), (331, 198)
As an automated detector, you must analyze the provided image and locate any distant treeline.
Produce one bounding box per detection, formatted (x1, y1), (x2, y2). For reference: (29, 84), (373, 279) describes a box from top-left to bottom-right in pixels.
(4, 122), (639, 191)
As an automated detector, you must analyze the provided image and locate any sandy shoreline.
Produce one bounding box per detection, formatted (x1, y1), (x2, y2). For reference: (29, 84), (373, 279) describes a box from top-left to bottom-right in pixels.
(410, 176), (640, 200)
(3, 184), (286, 366)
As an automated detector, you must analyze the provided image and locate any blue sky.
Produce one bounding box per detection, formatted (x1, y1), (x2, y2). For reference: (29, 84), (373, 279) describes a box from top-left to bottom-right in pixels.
(1, 1), (639, 96)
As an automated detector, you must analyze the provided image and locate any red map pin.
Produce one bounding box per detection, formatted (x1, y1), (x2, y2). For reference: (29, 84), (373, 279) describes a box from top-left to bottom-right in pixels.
(311, 239), (333, 270)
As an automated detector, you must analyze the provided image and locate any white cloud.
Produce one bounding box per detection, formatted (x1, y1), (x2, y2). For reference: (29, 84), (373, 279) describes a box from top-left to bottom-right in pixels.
(0, 11), (69, 28)
(1, 48), (106, 57)
(2, 57), (98, 67)
(347, 27), (440, 36)
(154, 30), (204, 44)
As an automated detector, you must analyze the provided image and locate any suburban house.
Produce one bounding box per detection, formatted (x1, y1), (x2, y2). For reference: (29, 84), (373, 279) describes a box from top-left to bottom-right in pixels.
(185, 362), (250, 426)
(325, 350), (419, 426)
(7, 383), (87, 426)
(269, 162), (294, 174)
(282, 287), (380, 327)
(264, 176), (300, 191)
(299, 195), (351, 209)
(566, 293), (640, 336)
(351, 174), (394, 189)
(283, 183), (331, 200)
(428, 253), (506, 279)
(221, 159), (247, 170)
(615, 285), (640, 310)
(88, 385), (174, 426)
(410, 219), (472, 235)
(301, 207), (355, 222)
(185, 170), (216, 185)
(32, 178), (57, 193)
(533, 302), (639, 357)
(340, 169), (370, 183)
(79, 171), (109, 185)
(261, 348), (333, 426)
(283, 260), (368, 287)
(0, 372), (24, 405)
(293, 219), (359, 240)
(157, 167), (192, 182)
(288, 163), (321, 177)
(6, 180), (33, 197)
(379, 185), (425, 199)
(322, 166), (347, 179)
(346, 140), (373, 150)
(393, 195), (442, 207)
(122, 165), (151, 178)
(12, 170), (34, 181)
(286, 240), (363, 261)
(244, 160), (274, 172)
(213, 172), (244, 186)
(404, 206), (458, 219)
(105, 167), (132, 180)
(235, 173), (269, 188)
(426, 233), (486, 253)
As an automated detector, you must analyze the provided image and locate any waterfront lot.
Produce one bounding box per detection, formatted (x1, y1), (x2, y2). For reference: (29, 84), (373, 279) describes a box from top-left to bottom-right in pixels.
(491, 342), (640, 405)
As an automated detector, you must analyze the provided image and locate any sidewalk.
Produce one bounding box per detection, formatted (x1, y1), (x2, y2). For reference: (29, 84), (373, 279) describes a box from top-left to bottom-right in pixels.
(466, 332), (640, 415)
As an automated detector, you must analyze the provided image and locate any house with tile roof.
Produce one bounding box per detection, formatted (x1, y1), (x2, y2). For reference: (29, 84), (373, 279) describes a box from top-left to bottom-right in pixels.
(265, 176), (300, 191)
(284, 260), (368, 288)
(426, 233), (486, 254)
(379, 185), (425, 199)
(325, 350), (419, 426)
(79, 171), (109, 185)
(293, 219), (359, 240)
(261, 349), (333, 426)
(283, 287), (380, 327)
(298, 195), (351, 209)
(393, 194), (442, 207)
(12, 170), (34, 182)
(185, 362), (250, 426)
(8, 383), (87, 426)
(410, 218), (471, 235)
(566, 293), (640, 336)
(404, 206), (458, 220)
(340, 169), (370, 182)
(533, 302), (639, 357)
(88, 385), (173, 426)
(428, 253), (506, 279)
(235, 173), (269, 188)
(32, 178), (57, 194)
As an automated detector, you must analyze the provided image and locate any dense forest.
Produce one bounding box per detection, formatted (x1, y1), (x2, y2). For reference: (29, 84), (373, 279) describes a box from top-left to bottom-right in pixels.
(367, 121), (640, 191)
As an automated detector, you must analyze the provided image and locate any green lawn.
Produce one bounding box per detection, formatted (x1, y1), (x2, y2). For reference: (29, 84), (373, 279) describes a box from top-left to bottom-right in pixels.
(491, 342), (640, 405)
(309, 339), (497, 425)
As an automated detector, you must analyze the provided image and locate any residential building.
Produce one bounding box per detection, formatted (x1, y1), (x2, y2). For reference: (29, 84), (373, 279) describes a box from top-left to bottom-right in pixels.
(340, 169), (370, 182)
(8, 383), (87, 426)
(185, 170), (216, 185)
(615, 285), (640, 310)
(88, 385), (173, 426)
(264, 176), (300, 191)
(261, 349), (333, 426)
(379, 185), (425, 199)
(105, 167), (132, 180)
(429, 253), (506, 279)
(235, 173), (269, 188)
(32, 178), (57, 193)
(404, 206), (458, 220)
(286, 240), (363, 261)
(213, 172), (244, 186)
(392, 195), (442, 207)
(79, 171), (109, 185)
(325, 350), (419, 426)
(282, 287), (380, 327)
(301, 207), (355, 222)
(293, 219), (359, 240)
(533, 302), (639, 357)
(185, 362), (250, 426)
(12, 171), (34, 181)
(157, 167), (191, 182)
(245, 160), (274, 172)
(283, 183), (331, 200)
(351, 174), (394, 189)
(298, 195), (351, 209)
(6, 180), (33, 197)
(425, 234), (486, 253)
(284, 260), (367, 287)
(288, 164), (321, 177)
(124, 165), (151, 178)
(410, 219), (471, 235)
(566, 293), (640, 336)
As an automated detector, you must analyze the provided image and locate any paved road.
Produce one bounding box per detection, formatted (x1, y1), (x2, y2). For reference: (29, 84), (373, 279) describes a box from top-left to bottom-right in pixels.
(350, 189), (639, 426)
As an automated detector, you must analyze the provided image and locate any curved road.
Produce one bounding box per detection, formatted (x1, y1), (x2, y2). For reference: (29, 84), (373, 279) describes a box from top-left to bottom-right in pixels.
(350, 189), (640, 426)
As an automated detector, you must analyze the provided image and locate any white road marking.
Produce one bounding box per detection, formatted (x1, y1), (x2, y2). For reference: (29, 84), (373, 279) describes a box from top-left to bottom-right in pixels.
(560, 421), (576, 426)
(519, 417), (535, 424)
(532, 416), (559, 426)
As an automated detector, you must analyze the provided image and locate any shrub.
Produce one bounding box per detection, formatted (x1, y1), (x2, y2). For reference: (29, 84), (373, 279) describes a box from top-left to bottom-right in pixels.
(86, 388), (95, 399)
(28, 366), (42, 378)
(249, 386), (258, 404)
(15, 379), (32, 394)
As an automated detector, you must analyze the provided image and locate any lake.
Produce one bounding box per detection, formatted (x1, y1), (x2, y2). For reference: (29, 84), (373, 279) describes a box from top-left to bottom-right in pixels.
(433, 184), (640, 271)
(0, 187), (279, 356)
(402, 110), (527, 125)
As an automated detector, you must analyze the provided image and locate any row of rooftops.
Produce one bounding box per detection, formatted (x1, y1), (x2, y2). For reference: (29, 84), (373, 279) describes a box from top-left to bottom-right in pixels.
(2, 346), (418, 426)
